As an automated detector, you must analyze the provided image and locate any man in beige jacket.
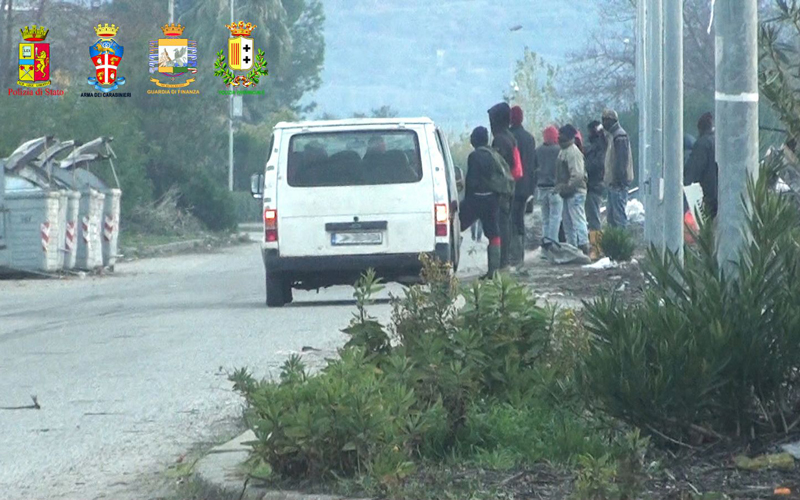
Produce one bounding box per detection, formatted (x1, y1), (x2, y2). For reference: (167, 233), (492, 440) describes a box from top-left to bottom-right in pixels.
(555, 124), (590, 255)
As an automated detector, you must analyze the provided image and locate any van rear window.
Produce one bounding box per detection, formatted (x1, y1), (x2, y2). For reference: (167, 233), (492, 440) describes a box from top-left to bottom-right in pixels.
(287, 130), (423, 187)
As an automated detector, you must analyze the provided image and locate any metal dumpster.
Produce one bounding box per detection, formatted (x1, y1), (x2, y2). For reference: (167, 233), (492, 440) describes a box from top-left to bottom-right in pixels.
(55, 138), (122, 269)
(1, 175), (63, 273)
(63, 190), (81, 270)
(75, 188), (105, 270)
(102, 188), (121, 269)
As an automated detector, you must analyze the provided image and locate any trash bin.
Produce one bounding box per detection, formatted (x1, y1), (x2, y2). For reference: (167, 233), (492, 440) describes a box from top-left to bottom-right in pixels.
(1, 176), (63, 273)
(75, 188), (105, 271)
(63, 190), (81, 270)
(52, 168), (121, 270)
(102, 188), (121, 269)
(55, 190), (68, 270)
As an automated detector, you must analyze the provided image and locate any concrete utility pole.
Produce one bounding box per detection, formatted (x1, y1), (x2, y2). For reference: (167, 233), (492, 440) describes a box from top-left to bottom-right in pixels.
(715, 0), (760, 271)
(645, 0), (665, 252)
(663, 0), (684, 260)
(636, 0), (648, 231)
(228, 0), (235, 192)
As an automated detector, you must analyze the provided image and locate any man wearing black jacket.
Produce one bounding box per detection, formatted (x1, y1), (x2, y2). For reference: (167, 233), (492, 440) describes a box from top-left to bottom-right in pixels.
(488, 102), (519, 269)
(459, 126), (511, 278)
(602, 109), (634, 228)
(684, 112), (718, 219)
(508, 105), (537, 267)
(585, 120), (607, 259)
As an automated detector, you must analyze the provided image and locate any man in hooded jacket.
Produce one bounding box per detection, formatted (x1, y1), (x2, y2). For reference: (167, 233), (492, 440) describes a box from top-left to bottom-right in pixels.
(508, 105), (537, 266)
(487, 102), (522, 269)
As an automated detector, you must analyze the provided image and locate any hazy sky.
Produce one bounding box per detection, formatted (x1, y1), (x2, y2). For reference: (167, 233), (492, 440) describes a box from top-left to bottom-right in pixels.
(309, 0), (600, 130)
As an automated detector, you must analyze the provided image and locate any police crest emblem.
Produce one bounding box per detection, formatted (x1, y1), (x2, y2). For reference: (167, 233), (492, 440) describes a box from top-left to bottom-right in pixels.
(18, 25), (50, 88)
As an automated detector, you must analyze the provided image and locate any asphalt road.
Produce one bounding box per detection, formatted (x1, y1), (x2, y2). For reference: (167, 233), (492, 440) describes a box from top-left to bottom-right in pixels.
(0, 237), (484, 500)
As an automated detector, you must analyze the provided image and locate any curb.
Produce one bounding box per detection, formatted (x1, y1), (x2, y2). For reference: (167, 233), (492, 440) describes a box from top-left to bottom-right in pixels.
(120, 233), (253, 262)
(193, 431), (370, 500)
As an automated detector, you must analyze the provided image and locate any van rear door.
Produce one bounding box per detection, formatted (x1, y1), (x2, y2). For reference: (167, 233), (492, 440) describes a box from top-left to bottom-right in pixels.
(276, 126), (436, 258)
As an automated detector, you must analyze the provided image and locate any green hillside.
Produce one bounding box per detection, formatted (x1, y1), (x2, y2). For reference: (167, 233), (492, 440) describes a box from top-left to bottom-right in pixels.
(310, 0), (598, 130)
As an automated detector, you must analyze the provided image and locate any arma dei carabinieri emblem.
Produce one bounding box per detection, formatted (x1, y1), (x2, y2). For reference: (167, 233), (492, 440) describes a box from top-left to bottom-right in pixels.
(88, 23), (126, 92)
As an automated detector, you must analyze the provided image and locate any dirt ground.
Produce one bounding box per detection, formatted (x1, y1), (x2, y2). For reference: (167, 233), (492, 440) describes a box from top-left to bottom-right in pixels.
(408, 446), (800, 499)
(483, 245), (649, 310)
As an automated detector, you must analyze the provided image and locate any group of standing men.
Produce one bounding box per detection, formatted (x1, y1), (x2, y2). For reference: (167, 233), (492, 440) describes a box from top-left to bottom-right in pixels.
(459, 103), (634, 277)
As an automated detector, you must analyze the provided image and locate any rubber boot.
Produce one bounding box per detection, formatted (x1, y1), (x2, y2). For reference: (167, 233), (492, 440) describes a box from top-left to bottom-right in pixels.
(508, 233), (524, 267)
(589, 230), (602, 261)
(484, 244), (502, 279)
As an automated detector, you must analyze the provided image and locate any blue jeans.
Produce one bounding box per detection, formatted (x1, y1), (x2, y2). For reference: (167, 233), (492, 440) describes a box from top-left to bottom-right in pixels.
(607, 187), (629, 228)
(562, 193), (589, 247)
(538, 187), (563, 245)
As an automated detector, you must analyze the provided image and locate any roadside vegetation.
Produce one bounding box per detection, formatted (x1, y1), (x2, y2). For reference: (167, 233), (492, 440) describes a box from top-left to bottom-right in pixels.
(230, 162), (799, 500)
(598, 227), (636, 263)
(231, 256), (646, 498)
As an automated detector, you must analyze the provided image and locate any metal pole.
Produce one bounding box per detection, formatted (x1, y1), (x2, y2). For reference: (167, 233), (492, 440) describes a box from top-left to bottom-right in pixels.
(646, 0), (664, 252)
(663, 0), (684, 261)
(715, 0), (759, 271)
(228, 0), (234, 192)
(168, 0), (174, 24)
(637, 0), (648, 239)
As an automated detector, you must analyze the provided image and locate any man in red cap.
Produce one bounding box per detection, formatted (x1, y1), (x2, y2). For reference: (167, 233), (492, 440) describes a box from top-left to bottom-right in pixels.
(508, 105), (537, 267)
(536, 125), (563, 252)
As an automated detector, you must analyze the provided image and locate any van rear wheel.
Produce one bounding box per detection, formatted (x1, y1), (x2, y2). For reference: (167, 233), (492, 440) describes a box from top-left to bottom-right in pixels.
(266, 271), (286, 307)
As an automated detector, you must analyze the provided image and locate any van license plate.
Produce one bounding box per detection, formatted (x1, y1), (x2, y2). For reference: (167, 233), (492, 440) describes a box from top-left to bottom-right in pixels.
(331, 232), (383, 246)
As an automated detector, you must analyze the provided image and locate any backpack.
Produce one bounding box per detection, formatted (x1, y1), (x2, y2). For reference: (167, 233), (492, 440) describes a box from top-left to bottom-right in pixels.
(511, 146), (524, 180)
(477, 146), (515, 195)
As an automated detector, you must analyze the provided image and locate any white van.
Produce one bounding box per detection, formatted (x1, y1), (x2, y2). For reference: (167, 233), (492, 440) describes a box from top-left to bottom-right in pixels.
(250, 118), (463, 307)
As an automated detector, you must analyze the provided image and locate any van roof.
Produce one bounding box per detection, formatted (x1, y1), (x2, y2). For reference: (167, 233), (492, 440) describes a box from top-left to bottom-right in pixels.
(274, 117), (435, 130)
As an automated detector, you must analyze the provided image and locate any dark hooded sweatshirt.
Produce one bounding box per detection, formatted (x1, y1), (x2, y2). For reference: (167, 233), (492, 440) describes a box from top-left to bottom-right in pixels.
(585, 133), (607, 194)
(510, 123), (537, 200)
(488, 103), (518, 178)
(684, 131), (718, 217)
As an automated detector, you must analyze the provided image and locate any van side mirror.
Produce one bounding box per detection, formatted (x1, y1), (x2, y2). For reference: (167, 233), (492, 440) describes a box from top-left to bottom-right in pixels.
(250, 173), (265, 199)
(454, 166), (465, 193)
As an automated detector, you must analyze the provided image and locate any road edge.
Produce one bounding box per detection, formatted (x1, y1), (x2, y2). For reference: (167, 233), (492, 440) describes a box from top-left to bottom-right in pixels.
(193, 430), (371, 500)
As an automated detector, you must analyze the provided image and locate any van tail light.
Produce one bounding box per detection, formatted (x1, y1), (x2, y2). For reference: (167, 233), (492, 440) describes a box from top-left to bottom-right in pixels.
(264, 208), (278, 242)
(435, 203), (448, 237)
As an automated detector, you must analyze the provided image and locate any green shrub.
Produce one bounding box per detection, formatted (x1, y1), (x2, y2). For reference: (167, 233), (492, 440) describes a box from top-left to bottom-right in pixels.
(232, 256), (593, 490)
(599, 227), (636, 262)
(231, 191), (263, 224)
(580, 165), (800, 442)
(181, 172), (238, 232)
(459, 401), (609, 467)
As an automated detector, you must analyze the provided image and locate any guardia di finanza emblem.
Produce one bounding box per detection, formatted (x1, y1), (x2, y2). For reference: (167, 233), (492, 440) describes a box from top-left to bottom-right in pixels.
(89, 23), (125, 92)
(18, 25), (50, 87)
(214, 21), (268, 87)
(149, 23), (197, 88)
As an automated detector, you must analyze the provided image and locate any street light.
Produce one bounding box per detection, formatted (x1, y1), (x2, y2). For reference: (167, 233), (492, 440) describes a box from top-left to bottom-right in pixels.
(228, 0), (235, 192)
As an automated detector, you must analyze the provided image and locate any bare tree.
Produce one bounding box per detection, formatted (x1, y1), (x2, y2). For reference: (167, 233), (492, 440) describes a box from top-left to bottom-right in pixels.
(566, 0), (716, 109)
